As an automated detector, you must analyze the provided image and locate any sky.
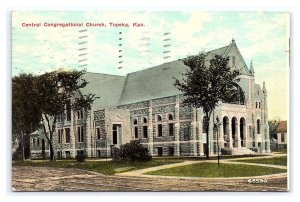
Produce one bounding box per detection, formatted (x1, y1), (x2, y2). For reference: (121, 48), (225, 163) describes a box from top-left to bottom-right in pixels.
(11, 11), (290, 120)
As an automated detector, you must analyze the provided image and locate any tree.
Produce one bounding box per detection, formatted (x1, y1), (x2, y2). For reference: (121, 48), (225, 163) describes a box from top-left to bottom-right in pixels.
(35, 70), (98, 161)
(12, 74), (42, 160)
(174, 53), (240, 159)
(269, 120), (280, 140)
(12, 70), (98, 161)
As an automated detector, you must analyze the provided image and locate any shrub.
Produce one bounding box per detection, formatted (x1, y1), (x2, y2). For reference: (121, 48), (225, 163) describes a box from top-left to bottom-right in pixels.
(112, 140), (152, 162)
(221, 147), (232, 155)
(75, 153), (86, 162)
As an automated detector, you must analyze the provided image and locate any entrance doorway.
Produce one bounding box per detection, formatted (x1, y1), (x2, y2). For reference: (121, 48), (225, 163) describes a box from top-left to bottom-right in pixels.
(112, 124), (122, 145)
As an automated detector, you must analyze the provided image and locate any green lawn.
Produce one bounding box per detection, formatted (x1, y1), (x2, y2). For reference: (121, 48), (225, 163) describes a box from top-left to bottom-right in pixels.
(13, 158), (184, 175)
(146, 162), (286, 178)
(235, 156), (287, 166)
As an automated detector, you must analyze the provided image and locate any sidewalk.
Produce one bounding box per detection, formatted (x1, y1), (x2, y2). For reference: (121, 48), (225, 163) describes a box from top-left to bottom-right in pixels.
(116, 154), (287, 179)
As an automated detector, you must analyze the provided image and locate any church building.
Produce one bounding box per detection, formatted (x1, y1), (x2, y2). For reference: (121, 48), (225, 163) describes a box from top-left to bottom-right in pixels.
(29, 39), (270, 159)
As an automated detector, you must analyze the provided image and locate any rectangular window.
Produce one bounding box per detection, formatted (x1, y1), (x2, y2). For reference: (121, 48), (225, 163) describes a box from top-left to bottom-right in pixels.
(77, 126), (84, 142)
(57, 114), (63, 123)
(77, 110), (83, 120)
(143, 126), (148, 138)
(168, 123), (174, 136)
(58, 129), (61, 144)
(65, 151), (71, 158)
(37, 138), (40, 146)
(281, 133), (285, 143)
(97, 150), (101, 158)
(158, 124), (162, 137)
(96, 128), (101, 139)
(66, 100), (71, 121)
(134, 127), (138, 138)
(184, 126), (190, 141)
(168, 147), (174, 156)
(65, 128), (70, 143)
(157, 147), (163, 156)
(77, 150), (84, 155)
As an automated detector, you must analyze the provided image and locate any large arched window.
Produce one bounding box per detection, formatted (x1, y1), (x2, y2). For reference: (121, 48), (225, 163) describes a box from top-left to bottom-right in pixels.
(224, 83), (245, 105)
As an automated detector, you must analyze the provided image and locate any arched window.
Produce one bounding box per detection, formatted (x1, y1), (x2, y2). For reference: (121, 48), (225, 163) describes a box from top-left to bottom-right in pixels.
(225, 83), (245, 105)
(143, 117), (147, 124)
(257, 119), (261, 134)
(133, 118), (138, 125)
(157, 115), (162, 122)
(168, 114), (173, 120)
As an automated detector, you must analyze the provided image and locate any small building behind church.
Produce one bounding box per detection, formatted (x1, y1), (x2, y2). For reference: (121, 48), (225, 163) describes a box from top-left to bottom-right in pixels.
(276, 121), (287, 149)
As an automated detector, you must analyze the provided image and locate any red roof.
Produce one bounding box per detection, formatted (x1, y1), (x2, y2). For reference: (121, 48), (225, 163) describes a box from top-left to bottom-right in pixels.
(277, 121), (287, 133)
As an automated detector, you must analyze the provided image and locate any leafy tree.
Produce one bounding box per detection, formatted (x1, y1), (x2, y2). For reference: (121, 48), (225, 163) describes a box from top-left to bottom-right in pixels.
(269, 120), (280, 140)
(12, 74), (42, 160)
(174, 53), (240, 159)
(35, 70), (98, 161)
(12, 70), (98, 161)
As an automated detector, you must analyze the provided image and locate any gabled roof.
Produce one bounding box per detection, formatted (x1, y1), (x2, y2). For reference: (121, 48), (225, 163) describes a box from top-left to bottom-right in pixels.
(119, 40), (250, 105)
(81, 72), (126, 109)
(119, 60), (187, 105)
(80, 40), (251, 108)
(277, 121), (287, 133)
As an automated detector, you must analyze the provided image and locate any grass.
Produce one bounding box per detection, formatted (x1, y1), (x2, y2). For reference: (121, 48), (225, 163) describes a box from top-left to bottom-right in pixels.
(146, 162), (286, 178)
(13, 158), (184, 175)
(235, 156), (287, 166)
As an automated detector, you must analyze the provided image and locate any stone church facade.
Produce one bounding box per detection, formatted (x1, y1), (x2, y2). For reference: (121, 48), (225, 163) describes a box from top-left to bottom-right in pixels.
(30, 39), (270, 159)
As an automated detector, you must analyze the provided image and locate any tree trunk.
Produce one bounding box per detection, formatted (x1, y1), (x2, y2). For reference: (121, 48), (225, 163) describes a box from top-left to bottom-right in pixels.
(205, 111), (211, 160)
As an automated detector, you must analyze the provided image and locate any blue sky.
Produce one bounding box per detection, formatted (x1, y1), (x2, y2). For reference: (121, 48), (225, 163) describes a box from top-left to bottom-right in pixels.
(12, 11), (289, 120)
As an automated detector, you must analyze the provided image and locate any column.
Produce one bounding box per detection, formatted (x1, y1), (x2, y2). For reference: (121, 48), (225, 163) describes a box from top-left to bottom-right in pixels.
(237, 121), (241, 148)
(192, 108), (197, 156)
(149, 100), (154, 155)
(228, 120), (233, 148)
(198, 109), (204, 156)
(219, 120), (224, 148)
(175, 95), (180, 156)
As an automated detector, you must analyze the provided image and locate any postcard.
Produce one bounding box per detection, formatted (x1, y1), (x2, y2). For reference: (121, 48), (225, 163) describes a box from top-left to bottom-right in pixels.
(11, 11), (290, 192)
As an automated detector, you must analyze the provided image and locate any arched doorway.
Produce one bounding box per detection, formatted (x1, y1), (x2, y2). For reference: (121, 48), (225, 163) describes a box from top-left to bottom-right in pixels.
(240, 117), (246, 147)
(231, 117), (237, 147)
(223, 116), (230, 148)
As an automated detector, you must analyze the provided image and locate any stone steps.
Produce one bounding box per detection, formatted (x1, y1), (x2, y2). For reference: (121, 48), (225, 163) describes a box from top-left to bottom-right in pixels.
(232, 147), (256, 155)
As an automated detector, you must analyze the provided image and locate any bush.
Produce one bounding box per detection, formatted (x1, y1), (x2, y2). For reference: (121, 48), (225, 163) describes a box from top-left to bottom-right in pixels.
(221, 147), (232, 155)
(112, 140), (152, 162)
(75, 153), (86, 162)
